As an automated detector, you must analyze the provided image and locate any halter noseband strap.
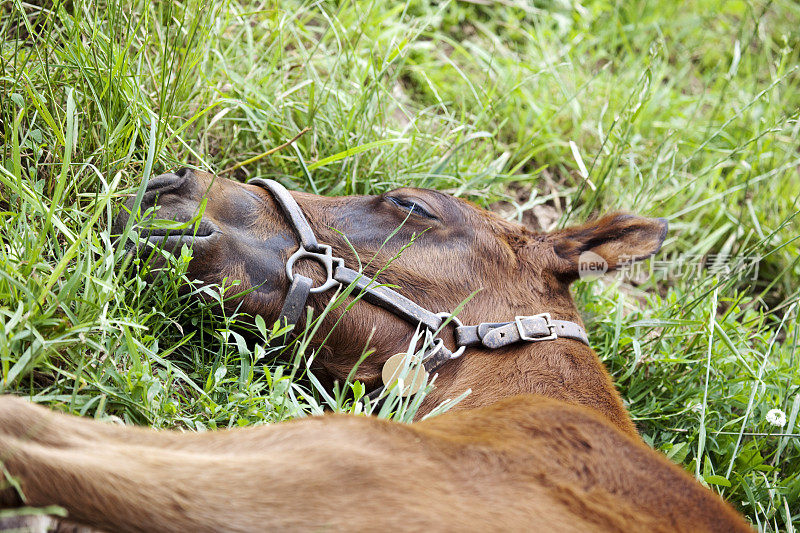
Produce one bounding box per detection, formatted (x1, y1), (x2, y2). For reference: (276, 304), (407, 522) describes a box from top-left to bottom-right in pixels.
(248, 178), (590, 391)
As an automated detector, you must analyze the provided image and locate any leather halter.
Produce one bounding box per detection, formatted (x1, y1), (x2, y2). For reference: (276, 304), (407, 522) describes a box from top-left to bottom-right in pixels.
(248, 178), (590, 396)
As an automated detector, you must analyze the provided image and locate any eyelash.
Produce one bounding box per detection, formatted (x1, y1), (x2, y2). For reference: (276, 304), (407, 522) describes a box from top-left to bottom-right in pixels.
(386, 196), (436, 219)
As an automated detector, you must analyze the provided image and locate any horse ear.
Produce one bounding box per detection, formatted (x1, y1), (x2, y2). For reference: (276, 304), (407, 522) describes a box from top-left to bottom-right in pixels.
(548, 213), (667, 281)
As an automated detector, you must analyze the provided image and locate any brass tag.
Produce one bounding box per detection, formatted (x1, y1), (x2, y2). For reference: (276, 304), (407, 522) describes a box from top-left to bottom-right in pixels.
(381, 352), (428, 397)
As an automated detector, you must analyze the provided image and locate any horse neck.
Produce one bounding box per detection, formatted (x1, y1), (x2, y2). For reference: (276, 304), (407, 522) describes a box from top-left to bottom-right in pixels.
(417, 338), (638, 437)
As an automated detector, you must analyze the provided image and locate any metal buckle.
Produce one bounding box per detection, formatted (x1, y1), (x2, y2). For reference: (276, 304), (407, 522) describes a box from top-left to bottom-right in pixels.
(286, 244), (343, 294)
(515, 313), (557, 342)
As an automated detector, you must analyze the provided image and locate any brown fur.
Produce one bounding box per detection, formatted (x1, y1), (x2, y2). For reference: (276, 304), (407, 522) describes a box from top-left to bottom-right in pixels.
(0, 170), (750, 531)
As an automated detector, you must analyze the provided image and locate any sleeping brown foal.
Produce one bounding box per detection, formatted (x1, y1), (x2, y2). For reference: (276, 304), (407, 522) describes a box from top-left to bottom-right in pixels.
(0, 170), (749, 532)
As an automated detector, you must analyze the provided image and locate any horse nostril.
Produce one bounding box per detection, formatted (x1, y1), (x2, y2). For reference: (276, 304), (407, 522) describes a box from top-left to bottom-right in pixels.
(147, 172), (186, 192)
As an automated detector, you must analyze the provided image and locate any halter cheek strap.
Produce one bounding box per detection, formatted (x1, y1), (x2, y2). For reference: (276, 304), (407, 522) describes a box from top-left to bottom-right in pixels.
(279, 275), (314, 326)
(248, 178), (590, 396)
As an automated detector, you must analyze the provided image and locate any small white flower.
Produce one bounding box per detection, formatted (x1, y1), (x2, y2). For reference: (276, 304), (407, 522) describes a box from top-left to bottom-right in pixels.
(766, 409), (786, 428)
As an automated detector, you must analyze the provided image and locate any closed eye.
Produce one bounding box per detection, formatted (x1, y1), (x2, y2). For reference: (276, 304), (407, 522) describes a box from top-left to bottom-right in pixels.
(385, 196), (437, 220)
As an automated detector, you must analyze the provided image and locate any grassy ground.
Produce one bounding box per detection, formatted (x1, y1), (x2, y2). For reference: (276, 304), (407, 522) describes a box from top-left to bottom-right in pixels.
(1, 0), (799, 528)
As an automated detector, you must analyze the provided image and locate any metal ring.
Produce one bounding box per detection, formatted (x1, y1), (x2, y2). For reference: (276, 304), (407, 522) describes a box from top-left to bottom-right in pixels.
(449, 344), (466, 360)
(421, 337), (445, 362)
(433, 312), (466, 359)
(435, 311), (464, 330)
(285, 245), (341, 293)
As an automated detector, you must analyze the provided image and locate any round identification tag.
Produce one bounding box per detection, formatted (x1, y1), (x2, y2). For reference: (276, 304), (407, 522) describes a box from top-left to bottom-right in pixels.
(381, 352), (428, 397)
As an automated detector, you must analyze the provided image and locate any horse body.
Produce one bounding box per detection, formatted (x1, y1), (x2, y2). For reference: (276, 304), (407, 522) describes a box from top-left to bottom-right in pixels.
(0, 395), (746, 532)
(0, 170), (750, 531)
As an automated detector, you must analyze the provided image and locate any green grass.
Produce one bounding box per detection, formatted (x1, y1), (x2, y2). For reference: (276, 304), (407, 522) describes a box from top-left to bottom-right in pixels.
(1, 0), (799, 528)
